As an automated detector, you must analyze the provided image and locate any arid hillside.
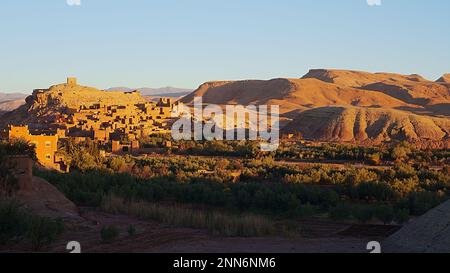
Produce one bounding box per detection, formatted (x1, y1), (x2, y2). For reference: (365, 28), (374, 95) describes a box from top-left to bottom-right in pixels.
(107, 86), (192, 97)
(181, 69), (450, 144)
(1, 80), (147, 127)
(0, 99), (26, 117)
(182, 69), (450, 116)
(0, 92), (28, 103)
(182, 78), (418, 116)
(282, 106), (450, 147)
(436, 73), (450, 84)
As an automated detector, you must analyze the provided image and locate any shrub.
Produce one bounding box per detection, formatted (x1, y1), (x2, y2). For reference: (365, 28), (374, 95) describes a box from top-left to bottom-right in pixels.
(394, 208), (410, 224)
(353, 206), (374, 224)
(101, 195), (275, 237)
(374, 205), (395, 225)
(27, 216), (64, 251)
(0, 201), (29, 244)
(329, 203), (352, 221)
(101, 225), (119, 243)
(127, 225), (136, 236)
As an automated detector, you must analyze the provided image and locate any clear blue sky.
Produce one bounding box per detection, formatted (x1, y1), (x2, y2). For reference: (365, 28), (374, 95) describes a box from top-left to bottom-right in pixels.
(1, 0), (449, 93)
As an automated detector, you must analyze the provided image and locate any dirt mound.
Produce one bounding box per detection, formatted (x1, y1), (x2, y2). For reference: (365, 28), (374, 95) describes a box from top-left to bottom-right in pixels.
(383, 201), (450, 253)
(283, 106), (450, 145)
(16, 176), (81, 220)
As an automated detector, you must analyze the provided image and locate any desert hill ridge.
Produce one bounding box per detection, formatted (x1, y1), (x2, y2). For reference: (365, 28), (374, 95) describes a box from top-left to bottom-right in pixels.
(282, 106), (450, 147)
(107, 86), (192, 97)
(302, 69), (428, 87)
(182, 69), (450, 117)
(436, 73), (450, 83)
(180, 69), (449, 145)
(0, 92), (28, 103)
(0, 99), (26, 117)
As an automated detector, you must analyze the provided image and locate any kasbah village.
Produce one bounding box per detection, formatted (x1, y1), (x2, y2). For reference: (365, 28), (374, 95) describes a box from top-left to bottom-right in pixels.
(1, 78), (180, 172)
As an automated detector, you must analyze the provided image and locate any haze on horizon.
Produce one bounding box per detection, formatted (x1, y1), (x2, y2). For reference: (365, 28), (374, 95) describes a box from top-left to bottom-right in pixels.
(0, 0), (449, 93)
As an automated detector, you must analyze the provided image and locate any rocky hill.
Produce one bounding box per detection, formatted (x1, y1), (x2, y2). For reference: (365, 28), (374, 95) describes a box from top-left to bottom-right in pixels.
(1, 79), (147, 127)
(181, 69), (450, 144)
(182, 70), (450, 116)
(182, 78), (419, 115)
(384, 200), (450, 253)
(282, 106), (450, 147)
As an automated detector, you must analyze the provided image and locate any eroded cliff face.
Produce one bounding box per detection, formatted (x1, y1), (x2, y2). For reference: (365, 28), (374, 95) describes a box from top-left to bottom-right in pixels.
(283, 106), (450, 148)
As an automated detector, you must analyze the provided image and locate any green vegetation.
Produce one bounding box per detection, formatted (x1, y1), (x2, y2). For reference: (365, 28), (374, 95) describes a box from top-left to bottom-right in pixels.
(102, 195), (275, 237)
(0, 200), (64, 251)
(100, 225), (119, 243)
(57, 138), (105, 172)
(36, 152), (449, 227)
(27, 215), (64, 251)
(275, 141), (449, 166)
(127, 224), (136, 236)
(29, 138), (448, 235)
(175, 140), (268, 158)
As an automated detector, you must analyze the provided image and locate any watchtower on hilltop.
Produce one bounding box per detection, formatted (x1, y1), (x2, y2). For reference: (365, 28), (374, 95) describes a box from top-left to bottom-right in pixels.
(67, 77), (77, 86)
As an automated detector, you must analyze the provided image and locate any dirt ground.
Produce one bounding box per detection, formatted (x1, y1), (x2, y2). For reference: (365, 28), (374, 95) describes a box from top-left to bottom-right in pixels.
(34, 208), (398, 253)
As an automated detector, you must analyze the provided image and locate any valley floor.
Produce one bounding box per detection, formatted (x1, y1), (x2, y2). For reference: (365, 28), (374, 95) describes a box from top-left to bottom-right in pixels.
(35, 209), (398, 253)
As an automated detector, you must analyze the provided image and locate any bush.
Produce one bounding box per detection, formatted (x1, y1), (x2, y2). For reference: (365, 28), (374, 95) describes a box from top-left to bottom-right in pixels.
(127, 225), (136, 236)
(406, 191), (445, 216)
(0, 200), (64, 250)
(329, 203), (352, 221)
(27, 216), (64, 251)
(0, 201), (29, 244)
(101, 225), (119, 243)
(394, 208), (410, 224)
(101, 195), (276, 237)
(353, 206), (374, 224)
(374, 205), (395, 225)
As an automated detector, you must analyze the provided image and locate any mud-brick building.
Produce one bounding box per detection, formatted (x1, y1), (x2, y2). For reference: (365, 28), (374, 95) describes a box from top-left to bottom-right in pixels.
(7, 125), (68, 172)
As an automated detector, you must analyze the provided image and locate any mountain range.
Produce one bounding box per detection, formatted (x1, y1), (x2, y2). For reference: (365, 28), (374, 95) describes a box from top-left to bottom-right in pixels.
(182, 69), (450, 147)
(107, 87), (192, 97)
(0, 92), (27, 117)
(0, 92), (28, 102)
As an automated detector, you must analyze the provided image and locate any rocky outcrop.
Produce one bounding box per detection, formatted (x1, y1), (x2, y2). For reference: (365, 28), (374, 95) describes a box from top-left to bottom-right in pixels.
(6, 155), (81, 220)
(383, 200), (450, 253)
(1, 79), (147, 127)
